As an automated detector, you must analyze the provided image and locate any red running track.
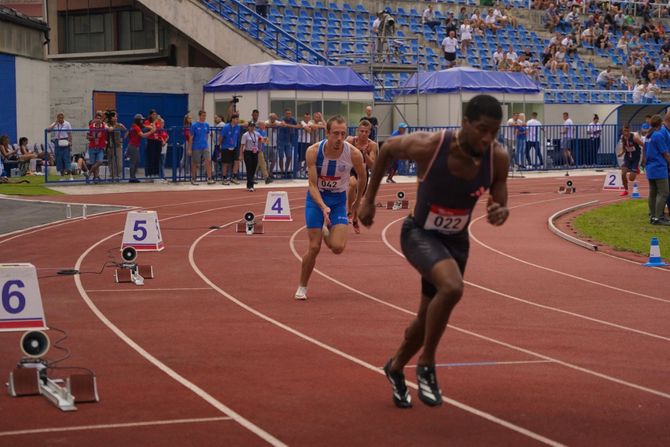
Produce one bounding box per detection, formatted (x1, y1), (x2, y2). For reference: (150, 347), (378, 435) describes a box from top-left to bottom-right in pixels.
(0, 176), (668, 447)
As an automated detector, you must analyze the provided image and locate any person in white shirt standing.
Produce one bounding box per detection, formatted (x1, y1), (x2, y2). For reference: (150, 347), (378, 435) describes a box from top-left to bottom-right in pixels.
(459, 19), (473, 53)
(525, 112), (543, 167)
(586, 114), (602, 165)
(561, 112), (575, 168)
(441, 30), (458, 68)
(298, 112), (313, 177)
(47, 112), (73, 179)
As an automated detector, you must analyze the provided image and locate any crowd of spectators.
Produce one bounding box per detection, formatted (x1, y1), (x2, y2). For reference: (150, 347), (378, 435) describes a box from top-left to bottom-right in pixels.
(0, 104), (379, 185)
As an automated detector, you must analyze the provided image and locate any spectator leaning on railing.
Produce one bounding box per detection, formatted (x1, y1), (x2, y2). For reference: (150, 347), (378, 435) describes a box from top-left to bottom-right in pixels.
(47, 112), (72, 179)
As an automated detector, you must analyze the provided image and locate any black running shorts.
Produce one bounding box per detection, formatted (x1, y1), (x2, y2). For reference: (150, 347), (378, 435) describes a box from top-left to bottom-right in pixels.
(400, 216), (469, 298)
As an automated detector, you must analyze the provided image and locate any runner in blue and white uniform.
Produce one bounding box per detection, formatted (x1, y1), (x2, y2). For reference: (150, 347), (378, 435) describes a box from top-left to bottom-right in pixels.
(294, 115), (367, 301)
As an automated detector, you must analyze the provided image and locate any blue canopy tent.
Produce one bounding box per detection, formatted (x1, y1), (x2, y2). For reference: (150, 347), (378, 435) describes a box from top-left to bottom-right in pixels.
(400, 67), (541, 95)
(203, 60), (374, 129)
(204, 60), (373, 92)
(395, 67), (544, 127)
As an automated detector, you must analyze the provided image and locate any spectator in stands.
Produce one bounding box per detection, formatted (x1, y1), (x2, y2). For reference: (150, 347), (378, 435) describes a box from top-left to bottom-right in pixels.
(441, 30), (458, 68)
(212, 113), (224, 179)
(422, 4), (441, 32)
(521, 46), (534, 61)
(587, 114), (602, 160)
(126, 114), (155, 183)
(644, 78), (661, 103)
(618, 73), (632, 90)
(311, 111), (327, 142)
(360, 106), (378, 141)
(469, 8), (483, 30)
(87, 111), (110, 184)
(492, 45), (505, 68)
(221, 113), (242, 185)
(553, 46), (570, 74)
(616, 32), (629, 55)
(505, 112), (518, 163)
(617, 125), (643, 197)
(240, 121), (261, 192)
(661, 37), (670, 58)
(265, 113), (280, 179)
(543, 4), (560, 34)
(144, 109), (163, 179)
(15, 137), (37, 176)
(580, 26), (595, 47)
(595, 26), (611, 50)
(385, 122), (408, 183)
(632, 80), (646, 103)
(255, 0), (268, 19)
(596, 67), (614, 89)
(189, 110), (214, 185)
(561, 33), (578, 56)
(297, 112), (313, 177)
(107, 111), (126, 182)
(515, 113), (527, 169)
(561, 112), (575, 168)
(484, 9), (500, 34)
(255, 121), (273, 184)
(525, 112), (544, 167)
(658, 59), (670, 80)
(278, 108), (299, 178)
(459, 19), (473, 54)
(641, 59), (657, 81)
(444, 15), (458, 37)
(639, 18), (655, 42)
(505, 45), (518, 64)
(47, 112), (72, 179)
(642, 114), (670, 225)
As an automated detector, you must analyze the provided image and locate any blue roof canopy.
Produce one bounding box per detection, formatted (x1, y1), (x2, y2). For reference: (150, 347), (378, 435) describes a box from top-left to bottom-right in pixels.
(401, 67), (541, 95)
(204, 60), (373, 93)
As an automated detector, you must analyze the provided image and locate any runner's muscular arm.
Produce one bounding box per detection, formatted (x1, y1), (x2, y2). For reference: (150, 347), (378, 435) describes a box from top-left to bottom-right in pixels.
(359, 131), (440, 227)
(305, 143), (331, 225)
(351, 148), (367, 207)
(487, 142), (510, 226)
(366, 141), (378, 169)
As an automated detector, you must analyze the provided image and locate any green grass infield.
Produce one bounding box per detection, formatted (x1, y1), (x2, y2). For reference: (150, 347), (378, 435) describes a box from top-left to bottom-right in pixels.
(0, 175), (63, 196)
(573, 200), (669, 258)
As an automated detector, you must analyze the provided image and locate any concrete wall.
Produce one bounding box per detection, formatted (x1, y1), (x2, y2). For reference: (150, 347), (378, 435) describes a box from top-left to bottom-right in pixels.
(137, 0), (276, 66)
(49, 62), (219, 130)
(544, 104), (619, 126)
(15, 56), (50, 144)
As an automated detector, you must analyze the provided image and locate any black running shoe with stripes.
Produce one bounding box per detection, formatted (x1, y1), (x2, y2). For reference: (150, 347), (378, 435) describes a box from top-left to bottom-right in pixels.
(383, 359), (412, 409)
(416, 364), (443, 407)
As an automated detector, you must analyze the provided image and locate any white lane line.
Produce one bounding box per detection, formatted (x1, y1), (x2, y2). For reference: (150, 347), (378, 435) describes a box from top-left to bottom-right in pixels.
(190, 226), (565, 447)
(469, 199), (670, 304)
(378, 218), (670, 400)
(73, 201), (288, 447)
(86, 287), (213, 293)
(596, 249), (670, 273)
(0, 417), (232, 437)
(409, 360), (555, 368)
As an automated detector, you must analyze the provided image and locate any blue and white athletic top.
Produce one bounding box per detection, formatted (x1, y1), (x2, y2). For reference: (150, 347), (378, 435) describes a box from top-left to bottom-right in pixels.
(315, 139), (354, 194)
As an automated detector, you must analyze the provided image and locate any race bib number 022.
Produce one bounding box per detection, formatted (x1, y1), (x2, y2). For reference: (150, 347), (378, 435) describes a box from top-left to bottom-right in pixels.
(423, 205), (469, 234)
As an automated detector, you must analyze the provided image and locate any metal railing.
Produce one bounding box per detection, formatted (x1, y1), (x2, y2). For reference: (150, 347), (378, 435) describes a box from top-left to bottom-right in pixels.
(201, 0), (330, 65)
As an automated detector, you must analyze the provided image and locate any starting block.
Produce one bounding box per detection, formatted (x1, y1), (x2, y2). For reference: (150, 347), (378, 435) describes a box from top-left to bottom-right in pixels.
(114, 247), (154, 286)
(386, 191), (409, 210)
(236, 211), (264, 235)
(558, 180), (576, 194)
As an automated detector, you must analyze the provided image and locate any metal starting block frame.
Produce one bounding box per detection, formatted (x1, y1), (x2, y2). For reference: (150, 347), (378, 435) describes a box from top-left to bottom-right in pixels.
(115, 263), (154, 285)
(8, 361), (99, 412)
(386, 200), (409, 210)
(236, 211), (264, 235)
(558, 180), (576, 194)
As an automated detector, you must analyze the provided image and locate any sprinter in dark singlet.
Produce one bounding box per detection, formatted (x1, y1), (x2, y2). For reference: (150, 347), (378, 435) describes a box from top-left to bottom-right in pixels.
(359, 94), (509, 408)
(346, 120), (378, 233)
(617, 126), (643, 196)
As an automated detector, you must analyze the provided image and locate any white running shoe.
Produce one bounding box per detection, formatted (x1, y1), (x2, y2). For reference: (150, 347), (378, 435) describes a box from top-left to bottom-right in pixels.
(294, 286), (307, 300)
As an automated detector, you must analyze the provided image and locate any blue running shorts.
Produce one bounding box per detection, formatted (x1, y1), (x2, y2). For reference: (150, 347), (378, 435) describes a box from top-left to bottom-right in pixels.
(305, 190), (348, 229)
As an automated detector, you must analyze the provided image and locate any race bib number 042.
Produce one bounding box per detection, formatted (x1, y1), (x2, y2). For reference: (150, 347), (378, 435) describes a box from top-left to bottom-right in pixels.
(424, 205), (469, 234)
(318, 175), (340, 191)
